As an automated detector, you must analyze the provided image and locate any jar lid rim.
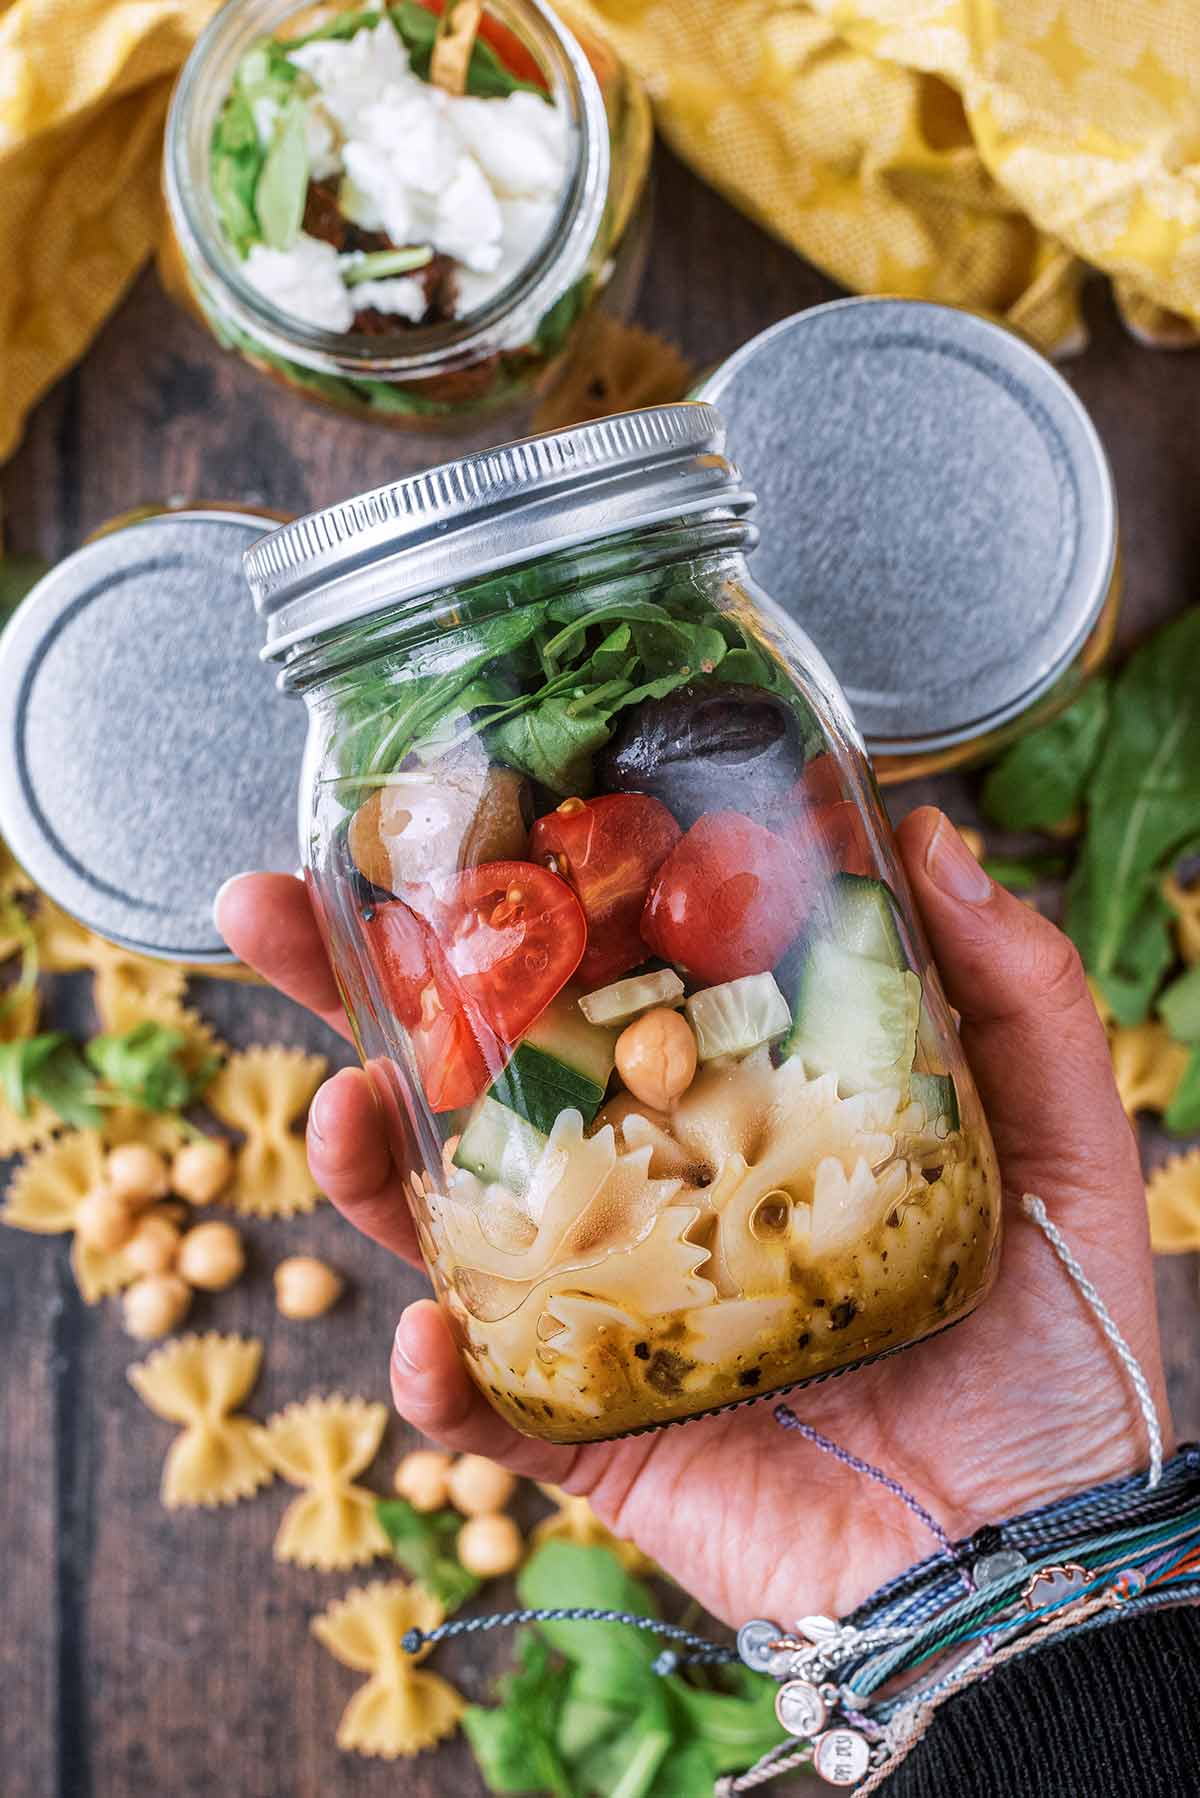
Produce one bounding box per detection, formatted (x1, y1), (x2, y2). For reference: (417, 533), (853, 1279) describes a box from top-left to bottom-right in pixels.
(245, 404), (758, 661)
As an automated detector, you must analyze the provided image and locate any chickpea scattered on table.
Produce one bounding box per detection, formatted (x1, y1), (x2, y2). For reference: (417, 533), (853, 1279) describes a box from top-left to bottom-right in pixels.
(457, 1512), (523, 1579)
(171, 1137), (234, 1205)
(105, 1143), (170, 1208)
(124, 1212), (182, 1277)
(74, 1186), (135, 1253)
(274, 1255), (343, 1319)
(123, 1272), (191, 1340)
(447, 1454), (517, 1517)
(614, 1007), (698, 1110)
(394, 1449), (454, 1512)
(177, 1220), (245, 1291)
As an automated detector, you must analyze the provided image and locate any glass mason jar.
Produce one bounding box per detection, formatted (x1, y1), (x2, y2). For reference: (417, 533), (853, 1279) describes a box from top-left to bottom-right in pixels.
(163, 0), (650, 431)
(246, 406), (1002, 1443)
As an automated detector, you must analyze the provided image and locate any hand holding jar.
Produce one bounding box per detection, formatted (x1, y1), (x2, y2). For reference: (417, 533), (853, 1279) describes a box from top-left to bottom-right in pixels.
(217, 806), (1171, 1625)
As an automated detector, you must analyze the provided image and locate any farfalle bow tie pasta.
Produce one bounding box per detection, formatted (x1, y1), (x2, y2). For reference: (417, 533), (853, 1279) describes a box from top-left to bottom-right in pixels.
(128, 1332), (272, 1508)
(252, 1394), (390, 1569)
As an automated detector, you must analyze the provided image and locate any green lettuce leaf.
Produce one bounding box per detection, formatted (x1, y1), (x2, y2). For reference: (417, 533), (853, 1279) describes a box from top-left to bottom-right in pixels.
(981, 680), (1109, 831)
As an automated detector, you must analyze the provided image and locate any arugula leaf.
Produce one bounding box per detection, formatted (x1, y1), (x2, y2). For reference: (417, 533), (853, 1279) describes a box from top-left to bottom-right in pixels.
(254, 97), (309, 251)
(1165, 1047), (1200, 1136)
(487, 701), (612, 797)
(981, 680), (1109, 831)
(0, 554), (49, 631)
(1159, 964), (1200, 1043)
(0, 1034), (103, 1128)
(462, 1632), (575, 1797)
(1066, 612), (1200, 1024)
(376, 1497), (481, 1612)
(85, 1022), (218, 1113)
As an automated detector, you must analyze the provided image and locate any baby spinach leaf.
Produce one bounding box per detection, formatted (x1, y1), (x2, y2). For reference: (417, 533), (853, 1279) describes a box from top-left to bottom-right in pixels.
(376, 1497), (481, 1612)
(981, 680), (1109, 831)
(1164, 1047), (1200, 1135)
(1159, 964), (1200, 1043)
(1066, 612), (1200, 1022)
(982, 853), (1068, 892)
(462, 1631), (575, 1797)
(254, 98), (310, 251)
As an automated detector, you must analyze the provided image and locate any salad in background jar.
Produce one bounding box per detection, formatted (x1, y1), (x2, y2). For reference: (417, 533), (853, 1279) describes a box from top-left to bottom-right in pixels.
(246, 405), (1002, 1444)
(163, 0), (650, 428)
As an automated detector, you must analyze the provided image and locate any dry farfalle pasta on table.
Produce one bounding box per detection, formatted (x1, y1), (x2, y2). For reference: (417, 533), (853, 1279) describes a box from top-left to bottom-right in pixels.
(127, 1332), (272, 1508)
(532, 1484), (654, 1576)
(1145, 1149), (1200, 1253)
(1109, 1022), (1190, 1119)
(311, 1580), (463, 1759)
(205, 1046), (327, 1218)
(30, 899), (190, 1031)
(2, 1128), (143, 1300)
(252, 1394), (389, 1569)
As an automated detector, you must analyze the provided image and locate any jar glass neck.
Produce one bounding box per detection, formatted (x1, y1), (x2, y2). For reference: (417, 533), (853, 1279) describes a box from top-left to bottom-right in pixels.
(290, 515), (759, 697)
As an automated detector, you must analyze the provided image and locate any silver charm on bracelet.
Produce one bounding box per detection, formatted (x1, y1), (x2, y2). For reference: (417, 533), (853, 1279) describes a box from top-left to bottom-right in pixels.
(775, 1678), (829, 1737)
(813, 1727), (873, 1785)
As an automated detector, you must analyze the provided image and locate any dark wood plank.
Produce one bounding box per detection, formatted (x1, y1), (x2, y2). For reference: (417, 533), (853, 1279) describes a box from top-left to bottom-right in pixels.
(2, 141), (1198, 1798)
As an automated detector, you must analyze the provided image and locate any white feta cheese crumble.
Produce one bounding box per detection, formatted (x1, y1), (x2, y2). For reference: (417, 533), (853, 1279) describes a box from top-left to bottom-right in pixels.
(348, 276), (429, 322)
(286, 18), (413, 133)
(449, 91), (567, 200)
(243, 233), (355, 333)
(435, 156), (505, 273)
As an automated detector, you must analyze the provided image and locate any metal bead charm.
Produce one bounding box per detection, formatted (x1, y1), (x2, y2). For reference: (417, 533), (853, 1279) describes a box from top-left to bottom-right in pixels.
(737, 1618), (784, 1674)
(813, 1727), (872, 1786)
(775, 1678), (829, 1738)
(795, 1614), (841, 1645)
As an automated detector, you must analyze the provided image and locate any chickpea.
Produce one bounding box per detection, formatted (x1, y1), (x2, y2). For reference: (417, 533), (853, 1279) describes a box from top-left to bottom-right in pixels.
(74, 1187), (135, 1253)
(394, 1449), (454, 1513)
(105, 1143), (170, 1209)
(274, 1255), (343, 1319)
(124, 1213), (182, 1277)
(447, 1454), (516, 1517)
(614, 1008), (697, 1111)
(123, 1273), (191, 1340)
(171, 1138), (234, 1205)
(457, 1512), (523, 1579)
(177, 1221), (245, 1292)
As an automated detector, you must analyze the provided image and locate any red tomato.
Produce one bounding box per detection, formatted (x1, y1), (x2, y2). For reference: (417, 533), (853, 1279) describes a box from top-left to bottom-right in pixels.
(779, 756), (875, 879)
(530, 794), (682, 986)
(363, 901), (493, 1112)
(641, 811), (810, 984)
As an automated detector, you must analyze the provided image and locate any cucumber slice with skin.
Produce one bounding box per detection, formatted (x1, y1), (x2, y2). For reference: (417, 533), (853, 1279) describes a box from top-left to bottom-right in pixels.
(823, 873), (908, 968)
(784, 941), (921, 1098)
(490, 1043), (606, 1134)
(686, 973), (791, 1061)
(453, 1096), (547, 1194)
(910, 1070), (960, 1132)
(524, 987), (619, 1089)
(578, 967), (685, 1028)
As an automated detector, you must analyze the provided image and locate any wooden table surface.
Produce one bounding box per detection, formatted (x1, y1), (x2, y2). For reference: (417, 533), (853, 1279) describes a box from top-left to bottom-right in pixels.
(2, 143), (1198, 1798)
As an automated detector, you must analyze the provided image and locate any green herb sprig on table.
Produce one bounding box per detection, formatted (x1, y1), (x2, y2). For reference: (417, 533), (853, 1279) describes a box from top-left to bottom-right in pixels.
(376, 1496), (482, 1612)
(0, 1020), (218, 1133)
(981, 607), (1200, 1128)
(462, 1542), (785, 1798)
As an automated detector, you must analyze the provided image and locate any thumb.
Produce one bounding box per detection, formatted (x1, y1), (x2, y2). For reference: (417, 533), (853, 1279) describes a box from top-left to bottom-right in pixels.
(895, 807), (1140, 1209)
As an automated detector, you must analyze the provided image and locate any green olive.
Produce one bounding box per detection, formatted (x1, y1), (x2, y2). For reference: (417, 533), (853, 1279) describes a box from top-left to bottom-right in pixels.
(349, 763), (530, 893)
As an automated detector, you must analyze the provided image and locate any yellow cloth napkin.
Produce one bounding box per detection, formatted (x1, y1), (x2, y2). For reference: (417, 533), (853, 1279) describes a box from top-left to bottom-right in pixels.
(3, 0), (1200, 467)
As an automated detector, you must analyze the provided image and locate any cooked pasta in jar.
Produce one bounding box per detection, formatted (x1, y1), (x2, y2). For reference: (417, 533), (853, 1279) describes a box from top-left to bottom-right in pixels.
(245, 405), (1002, 1443)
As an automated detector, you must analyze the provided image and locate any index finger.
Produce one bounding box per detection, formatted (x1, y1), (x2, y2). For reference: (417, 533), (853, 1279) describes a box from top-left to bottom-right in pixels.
(214, 872), (353, 1040)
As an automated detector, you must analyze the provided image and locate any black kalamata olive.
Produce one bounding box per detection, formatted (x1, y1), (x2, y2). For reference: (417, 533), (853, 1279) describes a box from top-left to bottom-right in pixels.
(600, 681), (805, 826)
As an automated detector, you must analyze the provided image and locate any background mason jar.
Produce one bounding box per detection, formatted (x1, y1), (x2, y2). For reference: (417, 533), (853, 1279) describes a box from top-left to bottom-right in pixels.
(162, 0), (652, 432)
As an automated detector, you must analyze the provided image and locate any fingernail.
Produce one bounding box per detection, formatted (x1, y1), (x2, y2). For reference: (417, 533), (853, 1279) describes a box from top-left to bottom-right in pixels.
(307, 1077), (337, 1144)
(212, 871), (255, 929)
(926, 817), (993, 905)
(392, 1312), (421, 1379)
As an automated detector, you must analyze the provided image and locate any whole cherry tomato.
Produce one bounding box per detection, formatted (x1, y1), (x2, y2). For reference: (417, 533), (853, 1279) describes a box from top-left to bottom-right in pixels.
(778, 755), (876, 879)
(641, 810), (810, 984)
(530, 794), (681, 986)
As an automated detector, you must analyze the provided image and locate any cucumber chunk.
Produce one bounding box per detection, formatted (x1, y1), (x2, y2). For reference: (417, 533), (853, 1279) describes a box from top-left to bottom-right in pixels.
(910, 1070), (960, 1132)
(686, 973), (791, 1061)
(490, 1044), (606, 1135)
(578, 968), (685, 1028)
(784, 942), (920, 1097)
(453, 1096), (547, 1194)
(823, 873), (908, 968)
(524, 988), (619, 1089)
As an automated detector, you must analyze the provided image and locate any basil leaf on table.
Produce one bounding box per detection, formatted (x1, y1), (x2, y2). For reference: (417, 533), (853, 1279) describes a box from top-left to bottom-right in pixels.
(1066, 611), (1200, 1025)
(0, 1033), (104, 1129)
(375, 1498), (481, 1612)
(86, 1022), (218, 1112)
(981, 679), (1110, 831)
(1164, 1047), (1200, 1136)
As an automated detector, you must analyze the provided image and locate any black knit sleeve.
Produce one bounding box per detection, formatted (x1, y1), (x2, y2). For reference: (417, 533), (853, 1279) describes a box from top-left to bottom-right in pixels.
(879, 1607), (1200, 1797)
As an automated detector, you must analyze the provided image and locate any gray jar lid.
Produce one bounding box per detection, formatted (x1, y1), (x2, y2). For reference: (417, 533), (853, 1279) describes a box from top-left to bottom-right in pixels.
(0, 511), (308, 963)
(695, 298), (1117, 756)
(244, 403), (755, 662)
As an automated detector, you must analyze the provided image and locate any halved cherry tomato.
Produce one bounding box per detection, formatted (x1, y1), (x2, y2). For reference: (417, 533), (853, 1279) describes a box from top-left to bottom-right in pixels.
(641, 810), (810, 985)
(530, 794), (682, 986)
(363, 900), (493, 1112)
(778, 756), (875, 879)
